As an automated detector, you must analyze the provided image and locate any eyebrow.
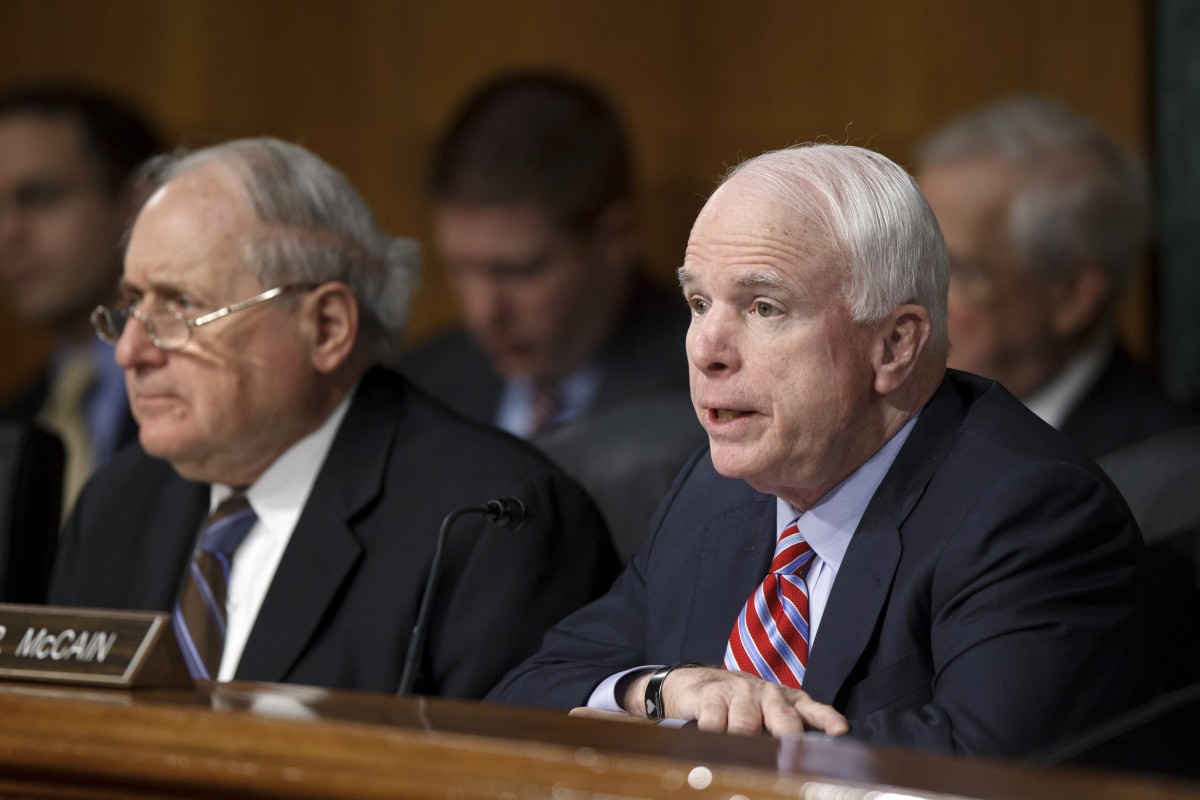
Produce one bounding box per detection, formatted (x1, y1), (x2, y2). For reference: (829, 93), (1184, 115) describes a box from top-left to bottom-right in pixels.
(117, 277), (189, 299)
(677, 267), (789, 290)
(735, 270), (786, 289)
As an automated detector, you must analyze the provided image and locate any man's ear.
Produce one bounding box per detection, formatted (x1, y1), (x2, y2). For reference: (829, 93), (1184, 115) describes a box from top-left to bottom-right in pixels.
(304, 282), (359, 374)
(873, 304), (932, 395)
(1050, 262), (1111, 338)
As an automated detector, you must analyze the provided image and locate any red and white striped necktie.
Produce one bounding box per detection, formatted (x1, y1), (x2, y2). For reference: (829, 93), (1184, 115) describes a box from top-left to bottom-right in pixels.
(724, 519), (814, 689)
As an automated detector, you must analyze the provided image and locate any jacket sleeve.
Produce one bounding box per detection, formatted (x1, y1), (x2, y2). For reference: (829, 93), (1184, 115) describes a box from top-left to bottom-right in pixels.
(847, 461), (1155, 757)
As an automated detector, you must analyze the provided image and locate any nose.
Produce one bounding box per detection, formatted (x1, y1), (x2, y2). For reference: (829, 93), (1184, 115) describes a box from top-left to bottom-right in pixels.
(113, 312), (168, 370)
(458, 275), (509, 332)
(687, 305), (739, 377)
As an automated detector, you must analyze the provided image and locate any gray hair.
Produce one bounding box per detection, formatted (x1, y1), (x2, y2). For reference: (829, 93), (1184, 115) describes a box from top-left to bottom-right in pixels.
(721, 144), (949, 352)
(916, 95), (1150, 292)
(138, 137), (421, 362)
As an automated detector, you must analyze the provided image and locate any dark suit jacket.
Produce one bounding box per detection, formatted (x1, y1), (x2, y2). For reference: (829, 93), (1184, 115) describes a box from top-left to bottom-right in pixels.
(490, 371), (1156, 757)
(1059, 345), (1194, 458)
(49, 368), (620, 698)
(397, 280), (689, 428)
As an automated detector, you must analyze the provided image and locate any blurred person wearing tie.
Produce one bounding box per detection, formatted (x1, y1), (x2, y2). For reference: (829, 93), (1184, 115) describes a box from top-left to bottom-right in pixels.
(916, 96), (1193, 458)
(398, 70), (690, 438)
(0, 83), (163, 513)
(490, 144), (1156, 760)
(49, 137), (617, 696)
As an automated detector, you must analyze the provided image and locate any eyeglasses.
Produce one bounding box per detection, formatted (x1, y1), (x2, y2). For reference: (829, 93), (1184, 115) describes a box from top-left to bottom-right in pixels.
(91, 285), (306, 351)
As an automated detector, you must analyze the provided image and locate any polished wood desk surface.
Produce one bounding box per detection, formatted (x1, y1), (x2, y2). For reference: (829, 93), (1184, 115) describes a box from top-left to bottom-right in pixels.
(0, 680), (1196, 800)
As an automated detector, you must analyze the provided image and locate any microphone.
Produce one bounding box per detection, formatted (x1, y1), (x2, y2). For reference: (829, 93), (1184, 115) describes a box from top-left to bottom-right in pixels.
(397, 497), (529, 695)
(483, 496), (527, 530)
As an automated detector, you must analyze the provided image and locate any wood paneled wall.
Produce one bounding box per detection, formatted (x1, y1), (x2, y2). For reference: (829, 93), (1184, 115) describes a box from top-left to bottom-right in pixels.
(0, 0), (1148, 400)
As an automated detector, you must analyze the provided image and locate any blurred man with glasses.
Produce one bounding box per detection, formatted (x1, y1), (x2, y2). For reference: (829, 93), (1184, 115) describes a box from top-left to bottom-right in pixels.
(0, 83), (163, 511)
(49, 138), (617, 696)
(916, 96), (1193, 458)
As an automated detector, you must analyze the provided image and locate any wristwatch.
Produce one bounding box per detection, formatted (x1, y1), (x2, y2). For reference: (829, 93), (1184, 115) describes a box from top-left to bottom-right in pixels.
(643, 662), (701, 720)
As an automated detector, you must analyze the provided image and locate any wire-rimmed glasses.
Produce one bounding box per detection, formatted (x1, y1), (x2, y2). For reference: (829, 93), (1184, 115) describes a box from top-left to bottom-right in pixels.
(90, 285), (305, 351)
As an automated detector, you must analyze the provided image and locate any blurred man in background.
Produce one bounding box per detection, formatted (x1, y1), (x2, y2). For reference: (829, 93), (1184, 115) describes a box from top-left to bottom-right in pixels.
(400, 71), (701, 558)
(399, 71), (689, 438)
(917, 96), (1192, 458)
(0, 83), (163, 510)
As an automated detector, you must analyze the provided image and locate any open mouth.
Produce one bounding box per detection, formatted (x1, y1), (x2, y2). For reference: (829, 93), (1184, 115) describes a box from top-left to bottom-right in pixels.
(713, 409), (752, 421)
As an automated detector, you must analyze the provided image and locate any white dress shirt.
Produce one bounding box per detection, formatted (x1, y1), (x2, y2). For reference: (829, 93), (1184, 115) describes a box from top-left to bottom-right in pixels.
(210, 391), (354, 681)
(1022, 330), (1112, 430)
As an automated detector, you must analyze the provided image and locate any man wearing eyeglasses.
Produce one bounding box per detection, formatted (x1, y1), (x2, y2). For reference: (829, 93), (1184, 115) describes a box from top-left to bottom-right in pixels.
(48, 137), (618, 696)
(0, 83), (163, 513)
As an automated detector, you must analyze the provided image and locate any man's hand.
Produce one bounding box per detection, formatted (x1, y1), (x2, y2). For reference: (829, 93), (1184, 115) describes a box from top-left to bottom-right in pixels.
(622, 666), (849, 737)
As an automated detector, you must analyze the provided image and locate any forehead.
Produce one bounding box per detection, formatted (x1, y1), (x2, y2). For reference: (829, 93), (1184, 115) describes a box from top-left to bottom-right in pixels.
(0, 113), (94, 184)
(125, 165), (259, 288)
(684, 177), (835, 285)
(434, 203), (558, 256)
(920, 157), (1020, 249)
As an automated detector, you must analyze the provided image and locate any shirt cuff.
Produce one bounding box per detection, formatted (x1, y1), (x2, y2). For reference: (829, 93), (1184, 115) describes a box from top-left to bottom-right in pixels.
(587, 665), (661, 711)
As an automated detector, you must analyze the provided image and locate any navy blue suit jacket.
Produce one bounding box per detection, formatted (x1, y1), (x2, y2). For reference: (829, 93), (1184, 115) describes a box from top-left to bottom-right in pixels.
(50, 368), (619, 698)
(490, 371), (1156, 757)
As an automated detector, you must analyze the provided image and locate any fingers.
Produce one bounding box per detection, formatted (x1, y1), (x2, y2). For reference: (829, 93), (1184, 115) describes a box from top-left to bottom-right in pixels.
(666, 667), (849, 737)
(794, 694), (850, 736)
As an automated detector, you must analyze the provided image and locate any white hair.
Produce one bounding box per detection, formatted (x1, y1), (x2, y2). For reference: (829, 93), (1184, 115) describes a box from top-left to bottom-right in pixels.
(139, 137), (421, 362)
(917, 95), (1150, 293)
(721, 143), (949, 351)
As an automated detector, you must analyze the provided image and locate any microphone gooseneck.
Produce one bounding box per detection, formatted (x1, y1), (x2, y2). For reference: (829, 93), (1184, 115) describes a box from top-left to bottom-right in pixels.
(397, 497), (529, 695)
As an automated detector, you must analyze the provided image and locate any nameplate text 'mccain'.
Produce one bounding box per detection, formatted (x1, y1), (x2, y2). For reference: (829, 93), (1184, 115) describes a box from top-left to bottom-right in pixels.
(0, 604), (192, 688)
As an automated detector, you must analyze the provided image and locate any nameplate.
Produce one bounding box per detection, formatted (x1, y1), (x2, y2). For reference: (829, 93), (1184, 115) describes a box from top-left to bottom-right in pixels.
(0, 604), (192, 689)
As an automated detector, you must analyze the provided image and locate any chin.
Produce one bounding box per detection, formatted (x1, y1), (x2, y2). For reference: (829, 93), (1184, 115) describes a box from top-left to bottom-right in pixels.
(709, 445), (764, 483)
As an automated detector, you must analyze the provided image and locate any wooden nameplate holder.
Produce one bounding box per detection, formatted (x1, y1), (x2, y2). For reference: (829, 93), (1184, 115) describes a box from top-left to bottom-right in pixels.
(0, 604), (192, 689)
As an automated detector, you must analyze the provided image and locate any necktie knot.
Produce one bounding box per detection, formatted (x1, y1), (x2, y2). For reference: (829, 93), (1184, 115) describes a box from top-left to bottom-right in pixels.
(530, 380), (563, 435)
(770, 521), (814, 576)
(199, 495), (256, 557)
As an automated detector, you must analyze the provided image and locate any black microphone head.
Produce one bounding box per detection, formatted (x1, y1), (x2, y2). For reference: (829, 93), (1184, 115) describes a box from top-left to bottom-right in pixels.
(484, 497), (528, 530)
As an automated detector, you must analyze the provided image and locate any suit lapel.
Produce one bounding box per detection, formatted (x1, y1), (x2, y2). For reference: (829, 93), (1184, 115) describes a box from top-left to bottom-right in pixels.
(803, 376), (968, 704)
(233, 372), (396, 682)
(681, 486), (776, 663)
(136, 477), (209, 610)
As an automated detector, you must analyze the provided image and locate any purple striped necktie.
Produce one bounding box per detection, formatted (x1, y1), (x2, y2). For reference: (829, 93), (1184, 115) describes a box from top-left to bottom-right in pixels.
(172, 495), (257, 680)
(529, 380), (563, 435)
(723, 518), (814, 689)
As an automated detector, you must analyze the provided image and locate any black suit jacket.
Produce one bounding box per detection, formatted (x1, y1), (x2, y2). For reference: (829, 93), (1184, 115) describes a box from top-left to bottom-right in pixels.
(397, 280), (689, 428)
(1059, 345), (1194, 458)
(49, 368), (620, 698)
(490, 372), (1156, 757)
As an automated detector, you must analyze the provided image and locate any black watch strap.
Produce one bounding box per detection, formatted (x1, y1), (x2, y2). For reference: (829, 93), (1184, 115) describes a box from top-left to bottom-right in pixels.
(643, 662), (701, 720)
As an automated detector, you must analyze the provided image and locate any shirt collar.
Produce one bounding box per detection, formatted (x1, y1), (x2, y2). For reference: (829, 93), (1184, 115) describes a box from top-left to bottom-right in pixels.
(496, 362), (603, 437)
(775, 412), (920, 570)
(1023, 329), (1113, 430)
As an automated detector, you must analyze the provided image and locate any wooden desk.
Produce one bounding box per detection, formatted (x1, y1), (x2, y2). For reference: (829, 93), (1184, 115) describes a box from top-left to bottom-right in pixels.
(0, 681), (1195, 800)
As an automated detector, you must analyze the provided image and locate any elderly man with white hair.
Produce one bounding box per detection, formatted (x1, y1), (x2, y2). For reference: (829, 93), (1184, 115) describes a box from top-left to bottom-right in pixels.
(50, 137), (618, 697)
(490, 143), (1155, 760)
